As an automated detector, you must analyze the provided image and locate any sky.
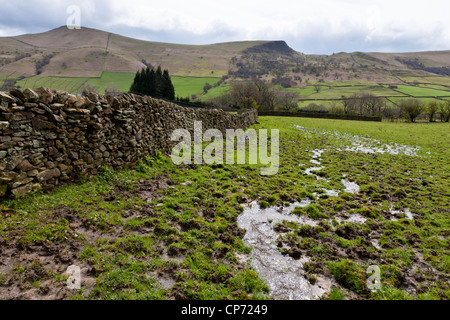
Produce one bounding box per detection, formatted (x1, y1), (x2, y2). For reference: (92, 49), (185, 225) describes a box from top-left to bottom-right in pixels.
(0, 0), (449, 54)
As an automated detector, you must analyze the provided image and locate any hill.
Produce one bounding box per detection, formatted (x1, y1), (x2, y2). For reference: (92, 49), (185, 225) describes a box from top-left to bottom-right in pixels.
(1, 26), (450, 102)
(0, 26), (272, 78)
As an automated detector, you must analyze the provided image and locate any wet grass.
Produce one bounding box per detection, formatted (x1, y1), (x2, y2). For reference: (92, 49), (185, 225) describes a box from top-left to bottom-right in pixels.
(0, 117), (448, 300)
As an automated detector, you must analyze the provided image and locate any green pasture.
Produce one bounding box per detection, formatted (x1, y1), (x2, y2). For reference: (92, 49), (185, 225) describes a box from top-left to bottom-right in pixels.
(388, 96), (445, 106)
(171, 76), (220, 99)
(86, 72), (135, 93)
(398, 76), (450, 87)
(394, 85), (450, 97)
(12, 73), (222, 98)
(201, 83), (232, 100)
(16, 76), (90, 94)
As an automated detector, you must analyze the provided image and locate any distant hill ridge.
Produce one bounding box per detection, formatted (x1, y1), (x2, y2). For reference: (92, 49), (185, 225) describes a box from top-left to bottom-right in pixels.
(1, 26), (450, 83)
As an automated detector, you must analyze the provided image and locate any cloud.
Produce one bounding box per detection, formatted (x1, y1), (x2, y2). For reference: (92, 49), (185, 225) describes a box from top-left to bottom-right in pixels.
(0, 0), (449, 54)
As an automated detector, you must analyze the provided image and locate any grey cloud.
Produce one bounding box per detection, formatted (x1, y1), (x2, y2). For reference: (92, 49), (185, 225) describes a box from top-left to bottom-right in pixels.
(0, 0), (449, 54)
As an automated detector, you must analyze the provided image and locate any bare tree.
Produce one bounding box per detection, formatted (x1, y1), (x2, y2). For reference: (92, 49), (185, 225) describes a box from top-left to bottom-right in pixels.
(275, 91), (298, 111)
(399, 99), (424, 123)
(313, 84), (322, 94)
(426, 101), (439, 122)
(341, 94), (360, 114)
(439, 101), (450, 122)
(342, 93), (385, 116)
(230, 80), (277, 111)
(360, 93), (386, 115)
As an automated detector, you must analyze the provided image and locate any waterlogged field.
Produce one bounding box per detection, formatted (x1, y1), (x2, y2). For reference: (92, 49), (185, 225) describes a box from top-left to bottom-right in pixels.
(0, 117), (448, 300)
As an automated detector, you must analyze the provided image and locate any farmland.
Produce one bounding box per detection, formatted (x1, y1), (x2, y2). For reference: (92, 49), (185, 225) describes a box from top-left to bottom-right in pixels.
(0, 116), (448, 300)
(12, 72), (450, 114)
(13, 73), (223, 98)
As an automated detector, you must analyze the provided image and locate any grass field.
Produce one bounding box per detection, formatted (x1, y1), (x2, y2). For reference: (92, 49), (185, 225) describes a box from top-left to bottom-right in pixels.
(0, 117), (448, 300)
(394, 85), (450, 97)
(86, 72), (135, 93)
(309, 85), (407, 99)
(397, 76), (450, 87)
(388, 97), (444, 106)
(16, 76), (90, 94)
(13, 73), (221, 98)
(8, 72), (450, 112)
(171, 76), (221, 99)
(288, 85), (331, 97)
(201, 83), (232, 100)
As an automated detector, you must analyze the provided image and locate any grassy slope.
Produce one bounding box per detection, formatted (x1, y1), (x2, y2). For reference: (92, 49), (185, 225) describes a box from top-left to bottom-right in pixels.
(171, 77), (221, 98)
(0, 117), (448, 300)
(14, 73), (221, 97)
(0, 27), (263, 78)
(394, 85), (450, 97)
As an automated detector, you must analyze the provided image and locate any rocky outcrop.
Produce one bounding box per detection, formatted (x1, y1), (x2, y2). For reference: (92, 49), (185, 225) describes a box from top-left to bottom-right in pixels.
(0, 88), (258, 199)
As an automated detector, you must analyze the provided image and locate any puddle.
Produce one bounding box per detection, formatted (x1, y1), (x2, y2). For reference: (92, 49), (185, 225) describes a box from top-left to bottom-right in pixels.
(371, 239), (382, 250)
(335, 214), (367, 225)
(390, 206), (414, 221)
(304, 149), (327, 181)
(343, 139), (419, 156)
(294, 125), (307, 131)
(303, 147), (360, 195)
(341, 180), (360, 194)
(323, 189), (339, 197)
(404, 209), (414, 220)
(294, 125), (420, 157)
(305, 166), (324, 176)
(238, 201), (329, 300)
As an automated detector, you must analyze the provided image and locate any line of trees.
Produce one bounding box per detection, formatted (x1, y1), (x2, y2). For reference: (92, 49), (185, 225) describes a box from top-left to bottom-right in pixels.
(130, 66), (175, 100)
(341, 93), (386, 116)
(35, 54), (54, 75)
(200, 78), (450, 123)
(339, 94), (450, 122)
(399, 99), (450, 123)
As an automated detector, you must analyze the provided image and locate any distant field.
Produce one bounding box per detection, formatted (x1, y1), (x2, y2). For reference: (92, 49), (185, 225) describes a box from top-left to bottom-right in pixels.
(87, 72), (135, 93)
(288, 85), (331, 97)
(318, 80), (374, 86)
(304, 85), (406, 99)
(201, 83), (232, 100)
(9, 73), (450, 109)
(296, 100), (336, 109)
(398, 76), (450, 87)
(13, 73), (221, 98)
(171, 76), (220, 98)
(297, 97), (397, 110)
(416, 84), (450, 91)
(388, 96), (444, 105)
(394, 85), (450, 97)
(16, 76), (90, 94)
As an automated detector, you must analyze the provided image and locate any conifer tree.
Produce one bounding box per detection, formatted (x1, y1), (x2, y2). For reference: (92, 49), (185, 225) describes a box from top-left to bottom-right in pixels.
(149, 68), (157, 97)
(162, 69), (175, 100)
(130, 65), (176, 100)
(155, 66), (163, 98)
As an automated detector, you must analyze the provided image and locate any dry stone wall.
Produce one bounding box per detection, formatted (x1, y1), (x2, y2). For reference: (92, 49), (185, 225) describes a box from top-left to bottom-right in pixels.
(0, 88), (258, 199)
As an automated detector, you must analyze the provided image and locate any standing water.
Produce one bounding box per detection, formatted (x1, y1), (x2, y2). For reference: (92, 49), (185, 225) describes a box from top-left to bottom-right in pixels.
(237, 201), (332, 300)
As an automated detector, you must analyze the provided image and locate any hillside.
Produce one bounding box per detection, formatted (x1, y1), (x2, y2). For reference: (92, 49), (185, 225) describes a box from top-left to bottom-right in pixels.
(0, 26), (271, 78)
(1, 26), (450, 102)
